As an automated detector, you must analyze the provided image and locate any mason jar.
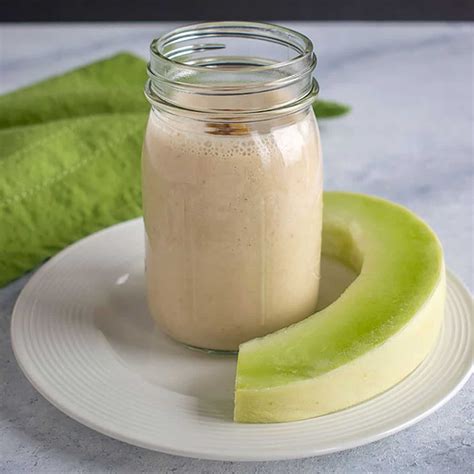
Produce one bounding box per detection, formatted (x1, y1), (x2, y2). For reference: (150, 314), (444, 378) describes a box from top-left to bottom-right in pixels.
(142, 21), (322, 351)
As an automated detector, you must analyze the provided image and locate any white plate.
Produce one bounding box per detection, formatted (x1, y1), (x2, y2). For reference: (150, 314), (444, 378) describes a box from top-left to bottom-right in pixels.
(11, 218), (473, 461)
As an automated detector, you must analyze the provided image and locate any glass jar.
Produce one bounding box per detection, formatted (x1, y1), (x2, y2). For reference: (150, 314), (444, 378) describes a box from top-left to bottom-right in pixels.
(142, 22), (322, 351)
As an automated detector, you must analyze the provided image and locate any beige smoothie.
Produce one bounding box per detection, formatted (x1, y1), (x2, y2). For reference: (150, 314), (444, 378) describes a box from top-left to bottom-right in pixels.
(142, 109), (323, 351)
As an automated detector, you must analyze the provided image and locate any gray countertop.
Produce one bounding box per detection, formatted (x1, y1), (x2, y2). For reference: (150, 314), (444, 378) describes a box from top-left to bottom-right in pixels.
(0, 22), (472, 473)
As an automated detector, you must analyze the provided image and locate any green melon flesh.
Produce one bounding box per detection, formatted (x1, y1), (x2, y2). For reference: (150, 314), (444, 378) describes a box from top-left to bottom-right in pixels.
(234, 192), (445, 423)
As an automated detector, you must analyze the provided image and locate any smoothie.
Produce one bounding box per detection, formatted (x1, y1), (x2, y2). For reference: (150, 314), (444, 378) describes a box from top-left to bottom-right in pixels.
(142, 109), (323, 350)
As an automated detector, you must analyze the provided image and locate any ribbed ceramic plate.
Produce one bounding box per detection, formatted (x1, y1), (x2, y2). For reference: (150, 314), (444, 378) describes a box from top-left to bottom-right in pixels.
(11, 219), (473, 461)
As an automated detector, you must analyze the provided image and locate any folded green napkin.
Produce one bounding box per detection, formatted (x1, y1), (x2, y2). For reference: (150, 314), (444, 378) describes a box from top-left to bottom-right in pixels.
(0, 54), (148, 287)
(0, 53), (349, 287)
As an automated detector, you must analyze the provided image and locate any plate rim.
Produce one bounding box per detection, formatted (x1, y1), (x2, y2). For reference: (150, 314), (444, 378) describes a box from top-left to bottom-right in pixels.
(10, 218), (474, 461)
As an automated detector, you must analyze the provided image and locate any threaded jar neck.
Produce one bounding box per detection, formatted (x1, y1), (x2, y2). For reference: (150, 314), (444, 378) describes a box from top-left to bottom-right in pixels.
(145, 21), (319, 121)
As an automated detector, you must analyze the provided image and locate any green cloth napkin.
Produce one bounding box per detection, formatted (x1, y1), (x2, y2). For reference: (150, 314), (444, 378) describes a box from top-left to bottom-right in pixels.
(0, 53), (349, 287)
(0, 54), (148, 286)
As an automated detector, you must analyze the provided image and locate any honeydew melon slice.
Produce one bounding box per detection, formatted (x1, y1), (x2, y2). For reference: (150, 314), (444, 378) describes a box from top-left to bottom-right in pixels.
(234, 192), (445, 423)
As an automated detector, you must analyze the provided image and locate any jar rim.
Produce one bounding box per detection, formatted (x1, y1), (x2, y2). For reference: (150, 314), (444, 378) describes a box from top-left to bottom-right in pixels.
(146, 21), (318, 119)
(150, 21), (316, 78)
